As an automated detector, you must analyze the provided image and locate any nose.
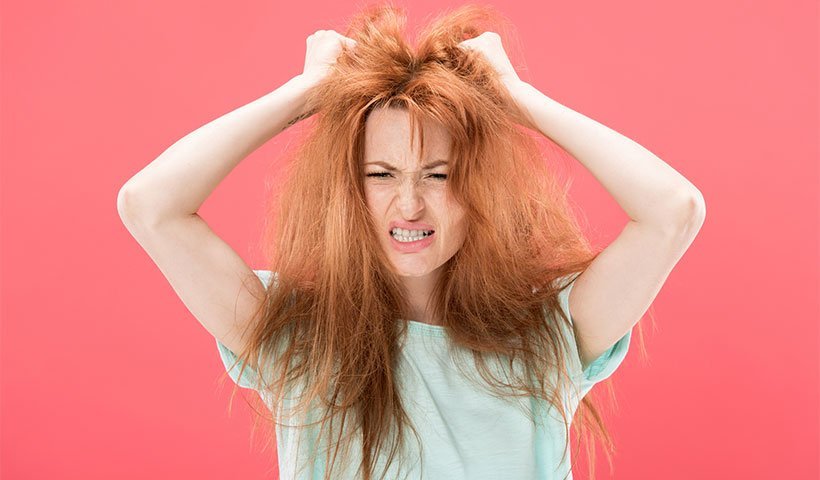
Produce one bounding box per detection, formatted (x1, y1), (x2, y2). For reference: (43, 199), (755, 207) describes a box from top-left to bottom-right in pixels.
(396, 175), (425, 217)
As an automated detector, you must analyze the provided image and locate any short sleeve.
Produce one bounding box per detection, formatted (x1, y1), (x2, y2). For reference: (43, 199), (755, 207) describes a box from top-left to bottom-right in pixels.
(556, 273), (632, 396)
(215, 269), (278, 390)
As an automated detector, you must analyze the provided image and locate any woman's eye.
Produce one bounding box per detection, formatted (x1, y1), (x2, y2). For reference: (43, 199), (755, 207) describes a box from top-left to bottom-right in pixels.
(364, 172), (447, 180)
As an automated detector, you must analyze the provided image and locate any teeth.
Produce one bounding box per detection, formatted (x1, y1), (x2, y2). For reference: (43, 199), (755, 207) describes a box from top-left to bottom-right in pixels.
(391, 228), (433, 237)
(390, 228), (434, 243)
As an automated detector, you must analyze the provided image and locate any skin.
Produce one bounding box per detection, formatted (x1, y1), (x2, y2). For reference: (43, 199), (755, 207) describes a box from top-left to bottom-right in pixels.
(362, 106), (468, 326)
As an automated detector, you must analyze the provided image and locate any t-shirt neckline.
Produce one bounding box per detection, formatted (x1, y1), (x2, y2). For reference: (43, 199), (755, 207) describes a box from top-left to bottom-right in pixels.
(401, 319), (447, 337)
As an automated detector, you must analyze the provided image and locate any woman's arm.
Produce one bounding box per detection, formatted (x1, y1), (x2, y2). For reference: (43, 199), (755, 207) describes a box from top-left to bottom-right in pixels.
(458, 31), (702, 224)
(119, 29), (356, 224)
(460, 31), (705, 368)
(113, 74), (319, 356)
(117, 75), (314, 223)
(115, 31), (356, 359)
(118, 73), (318, 225)
(504, 78), (704, 226)
(506, 78), (706, 369)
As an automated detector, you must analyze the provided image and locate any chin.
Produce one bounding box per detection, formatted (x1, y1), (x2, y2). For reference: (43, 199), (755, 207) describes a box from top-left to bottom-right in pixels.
(394, 266), (429, 277)
(389, 260), (428, 276)
(393, 260), (445, 278)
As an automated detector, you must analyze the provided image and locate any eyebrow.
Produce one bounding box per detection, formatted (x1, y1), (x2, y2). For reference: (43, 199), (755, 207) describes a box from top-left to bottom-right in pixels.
(364, 160), (449, 171)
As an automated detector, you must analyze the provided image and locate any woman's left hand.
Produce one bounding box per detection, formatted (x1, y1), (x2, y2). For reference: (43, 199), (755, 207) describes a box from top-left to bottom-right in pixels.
(457, 31), (521, 87)
(457, 32), (537, 131)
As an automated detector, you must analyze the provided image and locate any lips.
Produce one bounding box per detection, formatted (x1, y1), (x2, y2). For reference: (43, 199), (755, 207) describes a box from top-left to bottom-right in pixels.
(389, 229), (435, 252)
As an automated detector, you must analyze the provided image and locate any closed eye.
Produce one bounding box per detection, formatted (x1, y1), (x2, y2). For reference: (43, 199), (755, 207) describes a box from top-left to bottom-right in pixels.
(365, 172), (448, 180)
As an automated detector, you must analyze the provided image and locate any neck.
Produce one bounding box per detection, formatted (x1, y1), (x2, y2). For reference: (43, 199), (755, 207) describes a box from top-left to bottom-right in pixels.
(400, 269), (441, 325)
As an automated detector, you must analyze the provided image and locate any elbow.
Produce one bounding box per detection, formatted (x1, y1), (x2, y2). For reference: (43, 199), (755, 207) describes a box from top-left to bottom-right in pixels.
(685, 189), (706, 224)
(116, 183), (139, 224)
(636, 188), (706, 239)
(117, 182), (157, 228)
(674, 188), (706, 236)
(117, 182), (197, 232)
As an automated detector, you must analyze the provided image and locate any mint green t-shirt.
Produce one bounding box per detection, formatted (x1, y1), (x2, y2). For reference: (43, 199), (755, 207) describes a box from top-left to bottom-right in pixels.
(216, 270), (631, 480)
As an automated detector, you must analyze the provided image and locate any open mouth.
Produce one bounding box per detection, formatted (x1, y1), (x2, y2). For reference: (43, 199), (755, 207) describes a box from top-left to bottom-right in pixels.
(389, 228), (435, 243)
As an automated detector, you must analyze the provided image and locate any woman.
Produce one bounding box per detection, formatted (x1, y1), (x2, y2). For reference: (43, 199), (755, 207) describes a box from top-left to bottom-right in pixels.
(118, 4), (705, 480)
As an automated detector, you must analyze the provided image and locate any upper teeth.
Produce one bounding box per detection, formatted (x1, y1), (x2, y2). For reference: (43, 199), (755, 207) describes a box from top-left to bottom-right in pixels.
(391, 228), (433, 237)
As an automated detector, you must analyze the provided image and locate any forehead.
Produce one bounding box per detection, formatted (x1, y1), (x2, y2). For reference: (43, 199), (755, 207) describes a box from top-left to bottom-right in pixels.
(363, 107), (451, 166)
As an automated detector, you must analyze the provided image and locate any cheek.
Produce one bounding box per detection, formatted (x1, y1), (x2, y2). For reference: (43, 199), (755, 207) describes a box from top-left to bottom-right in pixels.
(439, 200), (467, 239)
(364, 188), (384, 210)
(449, 206), (468, 238)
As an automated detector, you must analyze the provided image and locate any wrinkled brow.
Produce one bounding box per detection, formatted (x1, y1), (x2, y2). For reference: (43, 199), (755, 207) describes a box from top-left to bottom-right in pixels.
(364, 160), (448, 171)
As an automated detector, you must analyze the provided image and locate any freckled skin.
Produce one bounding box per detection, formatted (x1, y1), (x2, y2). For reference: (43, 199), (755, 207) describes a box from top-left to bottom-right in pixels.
(363, 107), (468, 324)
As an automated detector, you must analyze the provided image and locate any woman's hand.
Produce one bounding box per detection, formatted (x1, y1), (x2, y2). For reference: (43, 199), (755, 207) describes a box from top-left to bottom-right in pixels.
(457, 31), (521, 86)
(457, 32), (538, 131)
(300, 29), (358, 85)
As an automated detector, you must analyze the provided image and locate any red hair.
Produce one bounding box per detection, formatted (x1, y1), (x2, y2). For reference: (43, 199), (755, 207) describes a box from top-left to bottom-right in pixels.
(222, 3), (648, 479)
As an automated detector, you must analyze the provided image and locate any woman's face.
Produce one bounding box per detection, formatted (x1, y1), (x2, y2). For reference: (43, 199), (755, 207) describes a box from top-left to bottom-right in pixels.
(363, 107), (467, 279)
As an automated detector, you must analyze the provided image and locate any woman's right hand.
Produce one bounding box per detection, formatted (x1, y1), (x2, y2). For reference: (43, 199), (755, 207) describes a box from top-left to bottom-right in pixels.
(300, 30), (357, 85)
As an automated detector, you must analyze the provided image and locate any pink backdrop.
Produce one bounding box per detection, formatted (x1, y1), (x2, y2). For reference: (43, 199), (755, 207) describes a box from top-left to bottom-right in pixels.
(2, 0), (817, 478)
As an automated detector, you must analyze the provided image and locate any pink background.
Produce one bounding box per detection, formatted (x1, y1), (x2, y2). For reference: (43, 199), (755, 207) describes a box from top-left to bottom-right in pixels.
(2, 0), (817, 478)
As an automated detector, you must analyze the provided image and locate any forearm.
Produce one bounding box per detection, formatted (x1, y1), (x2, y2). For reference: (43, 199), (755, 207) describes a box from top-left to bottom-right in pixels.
(506, 80), (703, 227)
(119, 74), (318, 224)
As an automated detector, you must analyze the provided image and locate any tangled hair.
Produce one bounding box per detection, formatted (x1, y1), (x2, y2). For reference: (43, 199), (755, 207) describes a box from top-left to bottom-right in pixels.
(220, 3), (649, 479)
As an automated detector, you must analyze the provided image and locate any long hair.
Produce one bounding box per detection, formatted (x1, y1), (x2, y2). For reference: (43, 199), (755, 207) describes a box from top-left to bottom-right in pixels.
(221, 3), (649, 479)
